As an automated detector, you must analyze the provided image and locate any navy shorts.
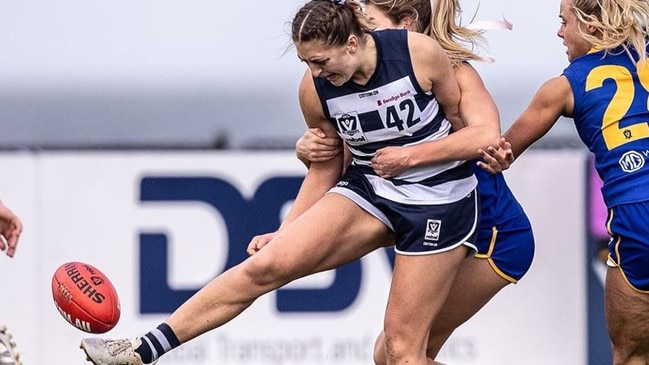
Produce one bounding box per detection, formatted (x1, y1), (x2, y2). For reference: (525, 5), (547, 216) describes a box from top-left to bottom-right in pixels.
(329, 166), (479, 255)
(474, 213), (535, 283)
(606, 201), (649, 292)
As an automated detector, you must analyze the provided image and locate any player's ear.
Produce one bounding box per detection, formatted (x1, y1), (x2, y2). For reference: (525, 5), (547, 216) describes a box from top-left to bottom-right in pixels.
(347, 35), (360, 54)
(584, 23), (597, 35)
(401, 16), (415, 31)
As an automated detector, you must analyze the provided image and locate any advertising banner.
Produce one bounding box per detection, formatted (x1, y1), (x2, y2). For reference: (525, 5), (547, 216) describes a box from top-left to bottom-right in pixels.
(0, 150), (589, 364)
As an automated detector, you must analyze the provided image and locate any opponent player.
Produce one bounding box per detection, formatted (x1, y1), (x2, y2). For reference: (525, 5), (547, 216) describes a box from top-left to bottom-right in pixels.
(80, 0), (492, 364)
(291, 0), (535, 362)
(477, 0), (649, 363)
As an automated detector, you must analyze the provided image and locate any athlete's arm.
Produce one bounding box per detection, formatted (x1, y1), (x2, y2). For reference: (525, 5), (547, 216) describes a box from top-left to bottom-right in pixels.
(296, 128), (342, 167)
(504, 76), (573, 157)
(371, 63), (500, 177)
(477, 75), (573, 172)
(278, 71), (345, 229)
(409, 32), (463, 129)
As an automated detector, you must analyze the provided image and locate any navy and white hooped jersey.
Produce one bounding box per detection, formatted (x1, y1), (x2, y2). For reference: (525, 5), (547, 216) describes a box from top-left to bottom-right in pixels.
(313, 29), (476, 204)
(563, 44), (649, 207)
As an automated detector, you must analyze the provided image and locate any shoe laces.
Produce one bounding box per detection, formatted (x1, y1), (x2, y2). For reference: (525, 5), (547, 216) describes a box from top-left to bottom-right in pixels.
(104, 339), (136, 356)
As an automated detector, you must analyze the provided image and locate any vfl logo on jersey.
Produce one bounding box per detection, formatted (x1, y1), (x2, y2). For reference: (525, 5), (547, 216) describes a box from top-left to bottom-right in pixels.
(619, 150), (645, 173)
(336, 112), (368, 144)
(424, 219), (441, 245)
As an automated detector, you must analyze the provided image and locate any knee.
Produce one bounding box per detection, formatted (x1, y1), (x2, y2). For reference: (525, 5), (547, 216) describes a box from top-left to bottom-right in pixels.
(241, 253), (291, 288)
(382, 327), (402, 363)
(382, 319), (420, 363)
(373, 332), (387, 365)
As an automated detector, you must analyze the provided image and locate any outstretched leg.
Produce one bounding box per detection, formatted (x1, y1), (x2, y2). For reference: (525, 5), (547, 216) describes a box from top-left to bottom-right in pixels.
(81, 193), (392, 364)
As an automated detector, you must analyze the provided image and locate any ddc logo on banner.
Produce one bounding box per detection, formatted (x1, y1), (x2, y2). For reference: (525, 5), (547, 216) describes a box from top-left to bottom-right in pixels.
(137, 176), (396, 315)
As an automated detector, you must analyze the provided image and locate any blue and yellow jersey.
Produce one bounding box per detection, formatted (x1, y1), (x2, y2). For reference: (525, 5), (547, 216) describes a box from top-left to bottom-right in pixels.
(563, 45), (649, 207)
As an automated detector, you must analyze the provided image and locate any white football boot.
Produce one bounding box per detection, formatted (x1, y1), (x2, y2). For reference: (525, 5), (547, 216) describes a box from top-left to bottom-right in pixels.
(0, 326), (22, 365)
(80, 338), (157, 365)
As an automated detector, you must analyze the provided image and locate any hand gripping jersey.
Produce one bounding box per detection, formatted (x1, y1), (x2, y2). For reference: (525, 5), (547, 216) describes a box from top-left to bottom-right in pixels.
(563, 45), (649, 207)
(313, 29), (476, 205)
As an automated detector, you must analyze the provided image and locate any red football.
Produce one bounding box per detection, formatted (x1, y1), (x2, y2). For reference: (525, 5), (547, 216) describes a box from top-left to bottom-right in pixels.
(51, 262), (121, 333)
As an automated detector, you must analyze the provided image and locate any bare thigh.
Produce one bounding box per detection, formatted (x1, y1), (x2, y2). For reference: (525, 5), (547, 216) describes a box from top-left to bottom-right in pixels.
(167, 193), (392, 342)
(373, 257), (509, 364)
(426, 257), (510, 358)
(383, 247), (468, 363)
(605, 267), (649, 364)
(245, 192), (393, 284)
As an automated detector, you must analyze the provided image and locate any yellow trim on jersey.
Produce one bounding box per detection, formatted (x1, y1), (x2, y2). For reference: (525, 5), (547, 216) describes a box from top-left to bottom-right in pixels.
(586, 47), (602, 55)
(606, 208), (613, 237)
(474, 226), (518, 284)
(607, 208), (649, 294)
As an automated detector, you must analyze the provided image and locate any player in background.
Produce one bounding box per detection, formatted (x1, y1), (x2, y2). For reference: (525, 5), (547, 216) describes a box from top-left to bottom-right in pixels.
(0, 199), (24, 365)
(477, 0), (649, 363)
(291, 0), (535, 362)
(79, 0), (498, 364)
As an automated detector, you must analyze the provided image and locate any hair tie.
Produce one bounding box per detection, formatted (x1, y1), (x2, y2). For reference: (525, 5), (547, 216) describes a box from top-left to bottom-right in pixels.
(331, 0), (345, 5)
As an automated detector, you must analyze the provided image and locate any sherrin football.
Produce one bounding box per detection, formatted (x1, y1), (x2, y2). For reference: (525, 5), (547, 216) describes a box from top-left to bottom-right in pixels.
(51, 262), (120, 333)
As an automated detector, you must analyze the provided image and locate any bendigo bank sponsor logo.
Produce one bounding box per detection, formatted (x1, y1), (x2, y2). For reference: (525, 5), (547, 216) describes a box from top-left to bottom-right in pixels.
(377, 90), (412, 107)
